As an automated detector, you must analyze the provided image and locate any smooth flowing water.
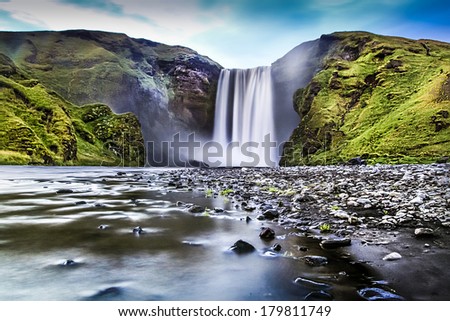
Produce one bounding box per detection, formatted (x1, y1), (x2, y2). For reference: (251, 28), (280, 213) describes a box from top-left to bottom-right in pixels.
(0, 166), (381, 301)
(212, 67), (277, 167)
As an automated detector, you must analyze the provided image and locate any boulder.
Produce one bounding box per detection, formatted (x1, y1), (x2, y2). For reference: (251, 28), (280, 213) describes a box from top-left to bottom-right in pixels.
(229, 240), (256, 254)
(303, 255), (328, 266)
(320, 238), (351, 249)
(259, 227), (276, 240)
(414, 228), (435, 237)
(382, 252), (402, 261)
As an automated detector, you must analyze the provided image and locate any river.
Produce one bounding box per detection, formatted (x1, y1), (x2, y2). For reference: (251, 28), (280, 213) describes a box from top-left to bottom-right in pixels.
(0, 166), (389, 300)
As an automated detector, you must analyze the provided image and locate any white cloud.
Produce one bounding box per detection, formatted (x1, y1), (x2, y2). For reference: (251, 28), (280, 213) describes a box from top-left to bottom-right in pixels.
(0, 0), (225, 47)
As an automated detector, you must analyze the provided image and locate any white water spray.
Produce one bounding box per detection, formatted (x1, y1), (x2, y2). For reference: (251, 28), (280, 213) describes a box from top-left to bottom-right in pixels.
(212, 67), (277, 167)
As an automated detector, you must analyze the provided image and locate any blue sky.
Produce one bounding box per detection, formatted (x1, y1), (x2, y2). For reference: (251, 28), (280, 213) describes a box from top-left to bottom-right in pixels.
(1, 0), (450, 68)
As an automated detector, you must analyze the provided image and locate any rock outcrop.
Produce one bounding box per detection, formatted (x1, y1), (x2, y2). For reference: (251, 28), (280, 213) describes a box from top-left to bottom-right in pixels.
(0, 56), (144, 166)
(0, 30), (222, 165)
(280, 32), (450, 165)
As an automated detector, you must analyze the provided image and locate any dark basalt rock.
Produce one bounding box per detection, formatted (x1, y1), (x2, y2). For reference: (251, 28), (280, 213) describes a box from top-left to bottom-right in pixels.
(230, 240), (256, 254)
(358, 287), (405, 301)
(187, 204), (205, 213)
(271, 243), (282, 252)
(133, 226), (143, 234)
(56, 189), (74, 194)
(263, 209), (279, 220)
(303, 255), (328, 266)
(320, 238), (352, 249)
(346, 157), (366, 166)
(60, 259), (78, 267)
(259, 227), (276, 240)
(88, 286), (123, 301)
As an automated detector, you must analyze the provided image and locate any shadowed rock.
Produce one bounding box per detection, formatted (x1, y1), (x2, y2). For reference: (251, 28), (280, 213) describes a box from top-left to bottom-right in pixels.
(320, 238), (352, 249)
(230, 240), (255, 254)
(259, 227), (276, 240)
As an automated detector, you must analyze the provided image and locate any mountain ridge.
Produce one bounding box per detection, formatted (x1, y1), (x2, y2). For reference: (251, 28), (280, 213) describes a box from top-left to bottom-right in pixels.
(280, 31), (450, 165)
(0, 29), (222, 165)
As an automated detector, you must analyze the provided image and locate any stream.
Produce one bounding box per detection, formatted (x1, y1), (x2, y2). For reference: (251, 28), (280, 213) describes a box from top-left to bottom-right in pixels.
(0, 166), (390, 300)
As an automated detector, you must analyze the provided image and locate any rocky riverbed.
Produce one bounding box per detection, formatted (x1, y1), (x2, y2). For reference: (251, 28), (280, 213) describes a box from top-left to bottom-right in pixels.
(165, 163), (450, 300)
(1, 164), (449, 300)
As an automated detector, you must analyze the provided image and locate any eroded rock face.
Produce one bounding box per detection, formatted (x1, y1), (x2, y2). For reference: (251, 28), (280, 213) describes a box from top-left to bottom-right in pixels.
(0, 30), (222, 165)
(281, 31), (450, 166)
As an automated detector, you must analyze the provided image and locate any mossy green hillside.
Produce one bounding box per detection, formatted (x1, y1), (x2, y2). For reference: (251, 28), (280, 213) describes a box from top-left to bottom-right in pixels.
(0, 64), (144, 166)
(0, 30), (221, 142)
(281, 32), (450, 165)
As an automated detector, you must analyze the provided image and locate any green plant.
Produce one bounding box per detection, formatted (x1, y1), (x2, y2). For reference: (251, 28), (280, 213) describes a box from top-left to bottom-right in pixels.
(220, 189), (234, 196)
(330, 205), (340, 211)
(205, 189), (214, 198)
(319, 223), (332, 233)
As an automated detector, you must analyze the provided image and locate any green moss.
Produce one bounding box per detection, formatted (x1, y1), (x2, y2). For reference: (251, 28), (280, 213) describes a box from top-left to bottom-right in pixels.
(0, 64), (144, 166)
(282, 32), (450, 165)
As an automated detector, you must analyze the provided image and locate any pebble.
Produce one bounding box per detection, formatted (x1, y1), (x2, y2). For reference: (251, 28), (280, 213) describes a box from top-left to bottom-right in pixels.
(303, 255), (328, 266)
(173, 164), (448, 244)
(259, 227), (276, 240)
(320, 238), (352, 249)
(230, 240), (255, 254)
(414, 228), (435, 237)
(382, 252), (402, 261)
(294, 277), (331, 290)
(358, 287), (405, 300)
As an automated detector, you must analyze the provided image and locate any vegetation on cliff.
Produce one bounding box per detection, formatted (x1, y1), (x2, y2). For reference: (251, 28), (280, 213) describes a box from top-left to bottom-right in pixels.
(0, 56), (144, 166)
(0, 30), (222, 163)
(281, 32), (450, 165)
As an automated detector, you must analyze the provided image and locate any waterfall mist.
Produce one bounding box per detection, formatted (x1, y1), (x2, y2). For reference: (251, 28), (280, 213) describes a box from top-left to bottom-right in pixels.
(212, 67), (277, 167)
(206, 38), (326, 167)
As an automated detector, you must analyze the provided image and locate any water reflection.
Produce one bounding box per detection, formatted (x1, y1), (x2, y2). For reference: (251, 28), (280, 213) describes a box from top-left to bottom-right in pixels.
(0, 166), (378, 300)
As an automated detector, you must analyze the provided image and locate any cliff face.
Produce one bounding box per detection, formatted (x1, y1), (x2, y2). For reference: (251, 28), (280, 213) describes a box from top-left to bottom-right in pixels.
(0, 30), (222, 165)
(281, 32), (450, 165)
(0, 55), (144, 166)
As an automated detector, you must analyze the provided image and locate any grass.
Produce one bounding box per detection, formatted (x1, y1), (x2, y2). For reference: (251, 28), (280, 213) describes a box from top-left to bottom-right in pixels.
(0, 68), (144, 166)
(219, 189), (234, 196)
(282, 32), (450, 165)
(319, 223), (332, 233)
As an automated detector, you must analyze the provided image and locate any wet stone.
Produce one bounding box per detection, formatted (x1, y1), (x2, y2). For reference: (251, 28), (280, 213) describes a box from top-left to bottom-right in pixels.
(358, 287), (405, 301)
(382, 252), (402, 261)
(414, 228), (435, 237)
(230, 240), (255, 254)
(263, 209), (279, 220)
(271, 243), (282, 252)
(88, 287), (123, 300)
(320, 238), (352, 249)
(294, 277), (331, 290)
(56, 189), (74, 194)
(98, 224), (109, 230)
(303, 255), (328, 266)
(259, 227), (276, 240)
(133, 226), (143, 234)
(188, 204), (205, 213)
(60, 259), (77, 267)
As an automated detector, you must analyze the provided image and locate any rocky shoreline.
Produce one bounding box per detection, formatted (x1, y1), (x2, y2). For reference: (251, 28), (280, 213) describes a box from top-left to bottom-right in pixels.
(166, 163), (450, 299)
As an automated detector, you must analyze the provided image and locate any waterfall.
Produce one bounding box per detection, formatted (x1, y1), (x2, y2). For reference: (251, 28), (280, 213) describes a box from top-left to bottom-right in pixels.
(211, 67), (277, 167)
